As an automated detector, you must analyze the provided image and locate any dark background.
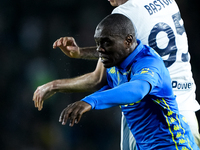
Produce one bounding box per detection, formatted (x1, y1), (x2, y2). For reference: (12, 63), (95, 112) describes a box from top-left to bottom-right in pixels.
(1, 0), (200, 150)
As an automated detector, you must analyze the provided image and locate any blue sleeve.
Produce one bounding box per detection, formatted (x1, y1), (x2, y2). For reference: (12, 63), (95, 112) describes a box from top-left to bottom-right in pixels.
(93, 85), (111, 93)
(81, 80), (151, 109)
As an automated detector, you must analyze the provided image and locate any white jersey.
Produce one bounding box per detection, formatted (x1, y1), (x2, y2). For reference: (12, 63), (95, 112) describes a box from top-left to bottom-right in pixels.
(112, 0), (200, 111)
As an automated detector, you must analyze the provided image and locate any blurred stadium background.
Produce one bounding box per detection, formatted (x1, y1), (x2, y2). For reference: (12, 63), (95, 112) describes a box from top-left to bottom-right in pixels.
(1, 0), (200, 149)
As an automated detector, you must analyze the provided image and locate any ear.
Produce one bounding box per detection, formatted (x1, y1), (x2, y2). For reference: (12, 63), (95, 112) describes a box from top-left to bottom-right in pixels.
(125, 34), (133, 48)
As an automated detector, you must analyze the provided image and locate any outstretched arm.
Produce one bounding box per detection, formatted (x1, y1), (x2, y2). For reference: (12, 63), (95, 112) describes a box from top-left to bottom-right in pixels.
(33, 59), (107, 111)
(53, 37), (99, 59)
(59, 80), (150, 126)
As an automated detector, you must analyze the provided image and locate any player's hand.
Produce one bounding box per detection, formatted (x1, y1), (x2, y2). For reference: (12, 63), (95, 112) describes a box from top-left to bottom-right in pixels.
(59, 101), (92, 126)
(33, 82), (56, 111)
(53, 37), (81, 58)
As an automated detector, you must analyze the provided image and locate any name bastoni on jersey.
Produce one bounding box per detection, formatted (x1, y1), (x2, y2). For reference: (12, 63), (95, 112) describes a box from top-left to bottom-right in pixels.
(144, 0), (174, 15)
(172, 80), (193, 90)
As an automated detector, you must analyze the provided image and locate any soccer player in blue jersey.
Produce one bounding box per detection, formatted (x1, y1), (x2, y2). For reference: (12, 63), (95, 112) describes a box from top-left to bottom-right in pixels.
(59, 14), (199, 150)
(33, 0), (200, 149)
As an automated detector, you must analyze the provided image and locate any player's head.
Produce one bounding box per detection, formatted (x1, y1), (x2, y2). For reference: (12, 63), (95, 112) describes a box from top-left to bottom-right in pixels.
(94, 13), (137, 68)
(108, 0), (128, 7)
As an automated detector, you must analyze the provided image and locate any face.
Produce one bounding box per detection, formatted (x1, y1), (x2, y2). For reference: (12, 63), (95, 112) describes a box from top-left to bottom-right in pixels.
(108, 0), (128, 7)
(94, 27), (131, 68)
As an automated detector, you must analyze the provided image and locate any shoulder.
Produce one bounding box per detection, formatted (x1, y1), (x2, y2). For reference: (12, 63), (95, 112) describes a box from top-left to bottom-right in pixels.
(132, 46), (164, 72)
(112, 0), (139, 18)
(138, 45), (162, 61)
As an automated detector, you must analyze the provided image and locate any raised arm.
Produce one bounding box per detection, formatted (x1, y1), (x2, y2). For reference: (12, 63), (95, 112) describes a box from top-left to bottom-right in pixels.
(53, 37), (99, 59)
(33, 59), (107, 111)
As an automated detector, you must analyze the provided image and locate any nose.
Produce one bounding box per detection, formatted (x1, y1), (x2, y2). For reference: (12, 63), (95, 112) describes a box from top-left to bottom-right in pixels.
(96, 45), (105, 53)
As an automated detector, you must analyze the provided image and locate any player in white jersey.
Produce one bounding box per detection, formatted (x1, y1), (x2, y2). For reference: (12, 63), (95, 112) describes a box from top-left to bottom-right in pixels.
(33, 0), (200, 149)
(111, 0), (200, 149)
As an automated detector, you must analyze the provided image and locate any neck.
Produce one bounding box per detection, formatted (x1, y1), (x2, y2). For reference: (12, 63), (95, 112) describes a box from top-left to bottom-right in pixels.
(132, 42), (138, 52)
(128, 41), (138, 55)
(118, 0), (128, 6)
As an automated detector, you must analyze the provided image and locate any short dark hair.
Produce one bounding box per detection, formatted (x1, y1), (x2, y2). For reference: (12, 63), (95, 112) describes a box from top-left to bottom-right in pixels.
(96, 14), (135, 38)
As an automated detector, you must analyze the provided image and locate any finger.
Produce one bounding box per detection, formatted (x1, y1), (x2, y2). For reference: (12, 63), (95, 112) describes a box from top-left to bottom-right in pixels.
(68, 108), (80, 126)
(38, 100), (41, 110)
(36, 95), (40, 110)
(35, 95), (39, 108)
(59, 109), (65, 122)
(69, 119), (75, 127)
(34, 99), (37, 108)
(62, 37), (70, 47)
(41, 101), (44, 110)
(33, 91), (36, 101)
(33, 87), (43, 109)
(33, 91), (37, 107)
(67, 37), (74, 45)
(33, 87), (40, 101)
(59, 108), (70, 125)
(75, 109), (84, 124)
(53, 39), (59, 49)
(53, 38), (63, 48)
(57, 38), (64, 47)
(38, 95), (43, 110)
(62, 111), (70, 125)
(33, 92), (38, 107)
(36, 92), (42, 109)
(33, 94), (36, 107)
(38, 101), (44, 111)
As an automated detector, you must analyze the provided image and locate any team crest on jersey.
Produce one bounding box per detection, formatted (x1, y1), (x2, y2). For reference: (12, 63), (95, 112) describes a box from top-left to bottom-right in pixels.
(138, 68), (154, 77)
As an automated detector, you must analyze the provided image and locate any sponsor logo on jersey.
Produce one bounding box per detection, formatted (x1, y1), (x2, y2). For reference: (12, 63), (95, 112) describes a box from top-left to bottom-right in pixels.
(172, 81), (193, 90)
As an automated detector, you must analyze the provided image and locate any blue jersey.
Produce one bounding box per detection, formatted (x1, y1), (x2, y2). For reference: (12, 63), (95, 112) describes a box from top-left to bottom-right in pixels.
(82, 40), (198, 149)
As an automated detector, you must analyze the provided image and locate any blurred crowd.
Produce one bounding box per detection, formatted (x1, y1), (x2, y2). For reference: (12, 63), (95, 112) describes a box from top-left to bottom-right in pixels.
(1, 0), (200, 150)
